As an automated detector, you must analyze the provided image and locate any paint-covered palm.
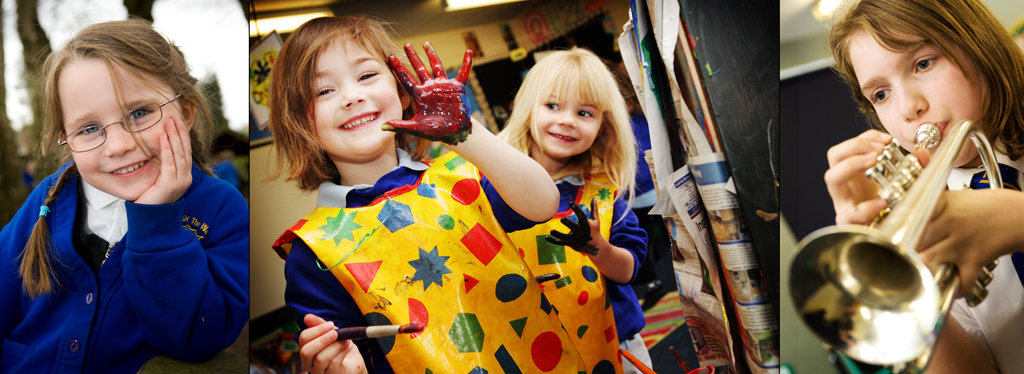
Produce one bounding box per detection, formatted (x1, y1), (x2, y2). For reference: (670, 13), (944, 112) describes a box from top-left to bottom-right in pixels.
(384, 42), (474, 145)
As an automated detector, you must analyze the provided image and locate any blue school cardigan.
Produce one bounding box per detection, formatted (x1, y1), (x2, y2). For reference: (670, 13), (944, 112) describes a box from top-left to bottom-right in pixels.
(0, 162), (249, 373)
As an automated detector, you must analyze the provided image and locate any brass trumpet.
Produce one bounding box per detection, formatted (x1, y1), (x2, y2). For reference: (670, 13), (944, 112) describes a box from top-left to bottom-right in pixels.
(790, 120), (1001, 373)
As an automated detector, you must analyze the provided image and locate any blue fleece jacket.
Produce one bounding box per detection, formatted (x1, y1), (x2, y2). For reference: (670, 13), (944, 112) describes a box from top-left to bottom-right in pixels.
(0, 163), (249, 373)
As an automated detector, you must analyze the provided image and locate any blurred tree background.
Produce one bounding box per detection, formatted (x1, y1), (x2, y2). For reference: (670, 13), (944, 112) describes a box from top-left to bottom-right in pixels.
(1, 0), (249, 224)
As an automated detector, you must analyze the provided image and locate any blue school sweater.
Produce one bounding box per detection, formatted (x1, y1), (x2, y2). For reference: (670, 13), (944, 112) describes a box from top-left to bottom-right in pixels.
(0, 163), (249, 373)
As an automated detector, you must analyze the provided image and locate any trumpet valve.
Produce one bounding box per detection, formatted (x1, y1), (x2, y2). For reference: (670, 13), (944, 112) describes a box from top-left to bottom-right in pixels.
(966, 259), (999, 307)
(866, 141), (924, 207)
(967, 283), (989, 307)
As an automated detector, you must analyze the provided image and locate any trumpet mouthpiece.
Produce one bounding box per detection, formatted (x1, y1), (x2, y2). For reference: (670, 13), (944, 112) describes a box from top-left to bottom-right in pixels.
(915, 123), (941, 149)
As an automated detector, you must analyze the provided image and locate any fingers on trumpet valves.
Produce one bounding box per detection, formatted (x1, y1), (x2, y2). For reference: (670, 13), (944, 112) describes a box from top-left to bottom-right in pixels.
(977, 260), (997, 286)
(966, 260), (999, 307)
(967, 285), (989, 307)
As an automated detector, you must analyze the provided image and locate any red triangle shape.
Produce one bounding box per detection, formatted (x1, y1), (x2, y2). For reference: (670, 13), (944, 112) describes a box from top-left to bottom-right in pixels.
(344, 261), (383, 293)
(464, 274), (479, 293)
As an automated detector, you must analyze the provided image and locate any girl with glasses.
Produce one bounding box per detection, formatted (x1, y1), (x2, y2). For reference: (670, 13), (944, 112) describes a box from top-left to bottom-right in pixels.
(0, 19), (249, 372)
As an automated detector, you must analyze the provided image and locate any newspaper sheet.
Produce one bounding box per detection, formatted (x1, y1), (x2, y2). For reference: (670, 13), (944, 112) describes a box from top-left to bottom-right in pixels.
(664, 166), (735, 372)
(690, 153), (780, 374)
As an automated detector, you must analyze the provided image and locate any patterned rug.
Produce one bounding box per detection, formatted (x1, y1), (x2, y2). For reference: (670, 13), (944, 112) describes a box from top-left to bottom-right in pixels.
(639, 294), (687, 348)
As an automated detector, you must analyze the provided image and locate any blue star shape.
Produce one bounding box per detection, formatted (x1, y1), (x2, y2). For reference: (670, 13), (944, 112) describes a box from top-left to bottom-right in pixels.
(408, 246), (452, 291)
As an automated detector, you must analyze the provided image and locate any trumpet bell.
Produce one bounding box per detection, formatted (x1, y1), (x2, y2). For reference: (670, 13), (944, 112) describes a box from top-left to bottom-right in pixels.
(790, 224), (943, 365)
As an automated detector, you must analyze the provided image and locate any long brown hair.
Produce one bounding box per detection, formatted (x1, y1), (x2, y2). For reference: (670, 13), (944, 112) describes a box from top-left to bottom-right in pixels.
(267, 15), (428, 192)
(829, 0), (1024, 159)
(21, 19), (216, 298)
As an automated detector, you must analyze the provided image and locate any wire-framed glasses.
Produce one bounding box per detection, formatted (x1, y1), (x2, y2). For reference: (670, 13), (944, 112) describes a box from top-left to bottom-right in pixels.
(58, 93), (182, 153)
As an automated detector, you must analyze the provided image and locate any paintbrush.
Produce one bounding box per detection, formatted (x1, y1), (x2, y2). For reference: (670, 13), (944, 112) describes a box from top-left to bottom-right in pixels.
(335, 323), (424, 341)
(619, 347), (658, 374)
(535, 273), (561, 283)
(669, 345), (692, 372)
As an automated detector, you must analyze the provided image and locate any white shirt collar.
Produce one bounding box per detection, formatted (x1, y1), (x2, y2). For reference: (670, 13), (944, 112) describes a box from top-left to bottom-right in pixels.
(316, 148), (429, 208)
(554, 174), (586, 187)
(947, 142), (1024, 191)
(81, 179), (127, 244)
(83, 180), (121, 210)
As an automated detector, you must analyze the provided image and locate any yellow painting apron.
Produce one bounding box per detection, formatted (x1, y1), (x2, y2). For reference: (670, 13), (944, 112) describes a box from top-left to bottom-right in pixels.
(507, 178), (623, 374)
(275, 152), (585, 373)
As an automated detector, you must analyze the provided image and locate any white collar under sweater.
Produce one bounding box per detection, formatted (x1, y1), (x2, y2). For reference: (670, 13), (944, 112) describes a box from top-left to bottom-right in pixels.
(81, 179), (127, 245)
(315, 148), (430, 208)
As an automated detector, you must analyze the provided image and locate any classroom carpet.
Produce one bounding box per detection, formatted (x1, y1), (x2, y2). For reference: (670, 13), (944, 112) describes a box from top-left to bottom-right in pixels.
(640, 295), (687, 348)
(638, 291), (702, 373)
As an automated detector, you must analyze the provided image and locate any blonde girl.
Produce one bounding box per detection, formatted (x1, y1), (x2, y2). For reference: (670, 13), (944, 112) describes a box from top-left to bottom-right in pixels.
(0, 19), (249, 372)
(498, 47), (650, 373)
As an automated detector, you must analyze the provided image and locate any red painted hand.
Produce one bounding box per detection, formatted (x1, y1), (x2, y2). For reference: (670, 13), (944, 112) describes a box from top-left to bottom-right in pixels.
(384, 42), (474, 145)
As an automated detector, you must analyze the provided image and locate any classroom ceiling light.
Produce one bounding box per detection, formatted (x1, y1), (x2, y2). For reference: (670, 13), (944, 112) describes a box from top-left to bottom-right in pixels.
(443, 0), (529, 12)
(813, 0), (843, 21)
(250, 8), (334, 38)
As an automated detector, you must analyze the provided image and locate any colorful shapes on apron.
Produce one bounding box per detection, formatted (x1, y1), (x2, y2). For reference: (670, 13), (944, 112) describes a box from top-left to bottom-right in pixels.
(343, 260), (382, 293)
(495, 345), (523, 374)
(449, 313), (485, 353)
(444, 155), (467, 170)
(540, 293), (552, 314)
(578, 290), (589, 305)
(496, 274), (528, 302)
(379, 200), (414, 233)
(509, 317), (528, 338)
(576, 325), (589, 339)
(537, 236), (567, 265)
(603, 326), (615, 343)
(319, 210), (362, 245)
(554, 276), (572, 289)
(417, 182), (437, 199)
(464, 274), (479, 293)
(593, 360), (616, 374)
(451, 178), (481, 205)
(462, 223), (502, 265)
(408, 246), (452, 290)
(438, 214), (455, 230)
(581, 266), (598, 282)
(468, 367), (487, 374)
(530, 331), (563, 372)
(408, 298), (428, 338)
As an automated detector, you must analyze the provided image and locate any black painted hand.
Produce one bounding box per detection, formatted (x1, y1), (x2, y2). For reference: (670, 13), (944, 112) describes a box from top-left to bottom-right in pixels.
(546, 199), (599, 256)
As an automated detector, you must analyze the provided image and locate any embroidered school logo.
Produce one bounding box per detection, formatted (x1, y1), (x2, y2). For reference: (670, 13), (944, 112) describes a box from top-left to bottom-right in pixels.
(182, 215), (209, 240)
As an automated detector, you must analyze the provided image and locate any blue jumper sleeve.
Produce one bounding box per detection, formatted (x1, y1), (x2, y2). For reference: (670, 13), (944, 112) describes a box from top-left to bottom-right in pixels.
(120, 171), (249, 362)
(0, 175), (52, 348)
(283, 240), (394, 374)
(481, 175), (541, 233)
(607, 198), (648, 285)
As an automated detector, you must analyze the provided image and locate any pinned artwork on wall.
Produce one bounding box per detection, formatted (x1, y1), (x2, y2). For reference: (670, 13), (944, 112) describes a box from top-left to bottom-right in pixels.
(462, 31), (484, 58)
(249, 31), (282, 147)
